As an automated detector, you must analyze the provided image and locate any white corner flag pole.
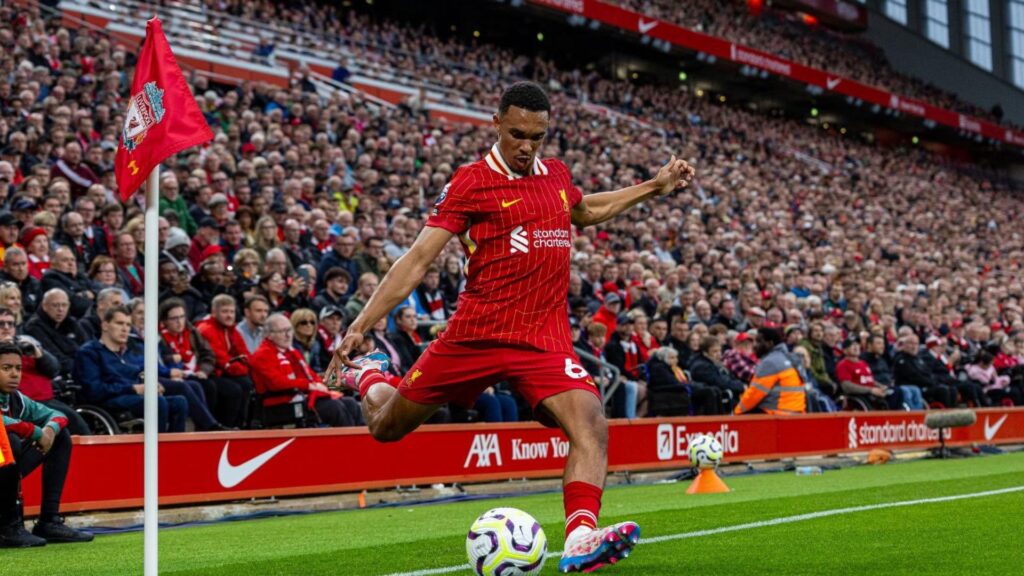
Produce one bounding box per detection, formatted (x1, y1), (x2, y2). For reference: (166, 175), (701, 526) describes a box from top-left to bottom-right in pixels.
(144, 165), (160, 576)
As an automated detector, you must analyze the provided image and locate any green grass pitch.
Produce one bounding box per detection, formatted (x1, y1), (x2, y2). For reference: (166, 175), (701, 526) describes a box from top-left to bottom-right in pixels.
(12, 452), (1024, 575)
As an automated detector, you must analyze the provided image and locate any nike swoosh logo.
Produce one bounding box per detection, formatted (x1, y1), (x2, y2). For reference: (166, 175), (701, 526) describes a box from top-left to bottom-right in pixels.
(638, 18), (657, 34)
(984, 415), (1008, 441)
(217, 438), (295, 488)
(501, 198), (523, 208)
(826, 77), (841, 90)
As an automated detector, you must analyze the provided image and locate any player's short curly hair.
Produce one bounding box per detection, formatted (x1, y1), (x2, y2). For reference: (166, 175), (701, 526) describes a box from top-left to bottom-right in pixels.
(498, 81), (551, 116)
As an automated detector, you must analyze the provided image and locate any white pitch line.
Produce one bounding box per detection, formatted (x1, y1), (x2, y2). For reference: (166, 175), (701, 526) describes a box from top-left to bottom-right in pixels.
(381, 485), (1024, 576)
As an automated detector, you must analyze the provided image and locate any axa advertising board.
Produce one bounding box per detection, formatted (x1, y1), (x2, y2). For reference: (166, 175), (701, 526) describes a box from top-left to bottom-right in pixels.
(20, 409), (1024, 515)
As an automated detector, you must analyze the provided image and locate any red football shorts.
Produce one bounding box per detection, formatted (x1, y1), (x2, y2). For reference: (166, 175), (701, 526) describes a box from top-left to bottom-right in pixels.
(397, 339), (600, 426)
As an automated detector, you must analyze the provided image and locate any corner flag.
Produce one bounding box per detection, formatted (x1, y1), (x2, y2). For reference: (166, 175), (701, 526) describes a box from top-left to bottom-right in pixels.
(0, 423), (13, 468)
(115, 17), (213, 201)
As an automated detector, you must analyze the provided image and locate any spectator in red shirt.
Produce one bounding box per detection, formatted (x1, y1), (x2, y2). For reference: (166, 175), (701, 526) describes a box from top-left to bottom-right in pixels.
(835, 339), (890, 408)
(20, 227), (50, 281)
(630, 311), (659, 362)
(188, 217), (220, 271)
(195, 294), (250, 379)
(249, 313), (359, 426)
(591, 292), (622, 345)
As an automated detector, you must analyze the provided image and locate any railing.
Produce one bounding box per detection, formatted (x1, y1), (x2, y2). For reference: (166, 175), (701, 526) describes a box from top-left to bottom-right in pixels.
(575, 346), (622, 407)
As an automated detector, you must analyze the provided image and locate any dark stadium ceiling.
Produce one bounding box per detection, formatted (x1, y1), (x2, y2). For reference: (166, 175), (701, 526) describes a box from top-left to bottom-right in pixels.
(355, 0), (1023, 168)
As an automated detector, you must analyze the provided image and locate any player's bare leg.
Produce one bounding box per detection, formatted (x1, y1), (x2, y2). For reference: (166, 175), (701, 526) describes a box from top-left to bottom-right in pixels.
(361, 384), (440, 443)
(540, 390), (640, 572)
(540, 390), (608, 486)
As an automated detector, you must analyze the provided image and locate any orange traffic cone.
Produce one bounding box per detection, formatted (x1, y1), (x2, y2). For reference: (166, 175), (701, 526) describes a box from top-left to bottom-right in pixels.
(686, 468), (731, 494)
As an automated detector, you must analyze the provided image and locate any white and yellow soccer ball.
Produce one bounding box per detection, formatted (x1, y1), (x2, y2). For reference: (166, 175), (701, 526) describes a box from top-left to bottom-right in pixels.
(688, 433), (724, 469)
(466, 507), (547, 576)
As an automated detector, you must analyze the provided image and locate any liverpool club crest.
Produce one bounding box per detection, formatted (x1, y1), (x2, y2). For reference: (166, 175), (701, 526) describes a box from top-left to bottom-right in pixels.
(122, 82), (166, 152)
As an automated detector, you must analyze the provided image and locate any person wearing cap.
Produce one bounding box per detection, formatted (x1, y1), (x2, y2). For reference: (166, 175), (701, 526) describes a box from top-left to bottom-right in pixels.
(158, 175), (197, 236)
(19, 226), (50, 281)
(602, 313), (644, 419)
(10, 197), (37, 227)
(591, 292), (622, 344)
(188, 217), (221, 271)
(317, 305), (346, 359)
(784, 324), (804, 349)
(723, 332), (758, 384)
(190, 245), (229, 304)
(745, 306), (767, 330)
(734, 328), (806, 415)
(161, 227), (195, 278)
(569, 315), (584, 346)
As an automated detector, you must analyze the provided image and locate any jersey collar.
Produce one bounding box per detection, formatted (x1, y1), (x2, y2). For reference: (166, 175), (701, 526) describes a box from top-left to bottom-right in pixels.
(484, 143), (548, 179)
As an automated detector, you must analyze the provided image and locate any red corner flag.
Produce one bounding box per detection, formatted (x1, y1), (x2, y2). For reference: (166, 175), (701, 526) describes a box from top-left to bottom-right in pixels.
(115, 17), (213, 201)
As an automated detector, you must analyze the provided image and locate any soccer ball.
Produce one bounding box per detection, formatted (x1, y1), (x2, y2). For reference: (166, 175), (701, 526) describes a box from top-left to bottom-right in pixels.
(688, 433), (724, 469)
(466, 507), (547, 576)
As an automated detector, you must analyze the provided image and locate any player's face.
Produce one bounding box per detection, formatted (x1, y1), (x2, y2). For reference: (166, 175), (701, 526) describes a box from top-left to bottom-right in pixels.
(494, 106), (549, 175)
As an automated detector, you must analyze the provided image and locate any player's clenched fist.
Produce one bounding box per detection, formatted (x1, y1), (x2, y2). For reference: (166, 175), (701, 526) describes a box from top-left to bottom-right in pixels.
(652, 154), (696, 196)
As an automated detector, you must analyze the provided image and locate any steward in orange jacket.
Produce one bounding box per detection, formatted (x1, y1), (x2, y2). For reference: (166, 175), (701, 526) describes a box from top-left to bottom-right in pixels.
(735, 328), (806, 415)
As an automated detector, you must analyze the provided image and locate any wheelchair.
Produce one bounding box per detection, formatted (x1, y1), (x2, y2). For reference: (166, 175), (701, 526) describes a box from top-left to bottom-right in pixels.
(248, 389), (318, 429)
(53, 376), (145, 435)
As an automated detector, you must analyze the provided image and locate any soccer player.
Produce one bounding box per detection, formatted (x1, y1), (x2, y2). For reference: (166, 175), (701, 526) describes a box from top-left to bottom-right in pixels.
(330, 81), (694, 573)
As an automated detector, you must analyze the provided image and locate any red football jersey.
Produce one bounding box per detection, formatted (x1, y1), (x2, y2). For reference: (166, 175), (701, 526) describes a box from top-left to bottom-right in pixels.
(425, 144), (583, 354)
(835, 358), (877, 388)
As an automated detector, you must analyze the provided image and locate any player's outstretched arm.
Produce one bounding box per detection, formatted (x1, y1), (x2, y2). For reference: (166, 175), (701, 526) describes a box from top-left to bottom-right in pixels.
(571, 155), (695, 227)
(334, 226), (453, 365)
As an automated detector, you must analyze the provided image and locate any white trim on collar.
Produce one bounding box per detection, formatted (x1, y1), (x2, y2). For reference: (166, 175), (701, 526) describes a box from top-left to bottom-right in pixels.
(484, 143), (546, 179)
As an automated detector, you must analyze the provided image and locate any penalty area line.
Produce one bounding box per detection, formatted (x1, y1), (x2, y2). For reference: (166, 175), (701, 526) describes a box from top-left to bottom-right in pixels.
(382, 485), (1024, 576)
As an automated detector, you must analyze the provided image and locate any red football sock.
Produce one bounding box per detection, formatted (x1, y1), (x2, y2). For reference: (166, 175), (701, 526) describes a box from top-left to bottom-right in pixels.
(358, 370), (392, 398)
(564, 481), (603, 537)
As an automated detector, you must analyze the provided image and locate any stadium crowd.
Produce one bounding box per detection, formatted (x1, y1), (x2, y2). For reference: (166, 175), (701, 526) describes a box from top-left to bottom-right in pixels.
(0, 0), (1022, 443)
(200, 0), (1013, 127)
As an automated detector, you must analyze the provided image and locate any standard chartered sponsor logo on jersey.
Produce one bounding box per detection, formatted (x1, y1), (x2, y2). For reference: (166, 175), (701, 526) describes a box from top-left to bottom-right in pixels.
(848, 417), (948, 448)
(531, 228), (571, 248)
